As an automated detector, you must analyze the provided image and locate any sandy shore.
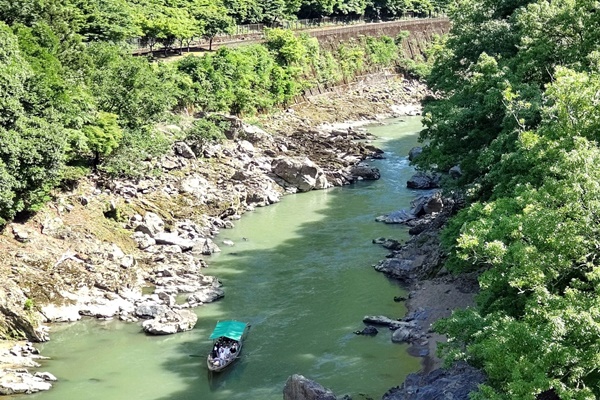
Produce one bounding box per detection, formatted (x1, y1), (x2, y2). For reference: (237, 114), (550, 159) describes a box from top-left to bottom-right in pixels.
(405, 273), (478, 372)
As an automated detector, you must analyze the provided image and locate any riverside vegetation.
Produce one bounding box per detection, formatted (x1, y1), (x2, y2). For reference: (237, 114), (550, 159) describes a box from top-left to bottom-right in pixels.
(411, 0), (600, 399)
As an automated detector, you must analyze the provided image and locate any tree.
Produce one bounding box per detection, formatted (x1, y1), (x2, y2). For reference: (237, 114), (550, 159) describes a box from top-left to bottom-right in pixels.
(81, 112), (123, 166)
(192, 0), (235, 51)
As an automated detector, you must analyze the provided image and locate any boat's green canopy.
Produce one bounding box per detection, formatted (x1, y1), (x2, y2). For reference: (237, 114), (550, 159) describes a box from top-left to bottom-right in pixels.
(209, 320), (248, 341)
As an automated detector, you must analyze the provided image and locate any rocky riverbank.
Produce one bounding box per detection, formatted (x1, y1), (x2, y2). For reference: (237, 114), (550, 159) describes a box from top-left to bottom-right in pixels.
(0, 74), (432, 395)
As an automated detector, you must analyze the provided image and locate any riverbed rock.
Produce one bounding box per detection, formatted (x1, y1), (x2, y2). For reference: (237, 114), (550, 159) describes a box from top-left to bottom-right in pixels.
(354, 325), (378, 336)
(0, 370), (53, 395)
(191, 238), (221, 255)
(39, 303), (81, 323)
(187, 287), (225, 305)
(375, 209), (417, 224)
(141, 309), (198, 335)
(283, 374), (337, 400)
(406, 172), (440, 190)
(272, 157), (328, 192)
(362, 315), (408, 330)
(134, 300), (170, 319)
(350, 165), (381, 180)
(382, 362), (486, 400)
(408, 147), (422, 162)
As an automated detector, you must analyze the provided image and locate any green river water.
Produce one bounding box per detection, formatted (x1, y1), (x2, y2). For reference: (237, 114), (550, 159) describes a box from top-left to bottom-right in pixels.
(25, 117), (424, 400)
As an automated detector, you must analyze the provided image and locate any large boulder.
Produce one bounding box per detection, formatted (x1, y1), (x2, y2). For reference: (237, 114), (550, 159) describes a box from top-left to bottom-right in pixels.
(134, 212), (165, 237)
(283, 374), (337, 400)
(0, 371), (53, 395)
(134, 300), (170, 319)
(350, 165), (381, 180)
(406, 172), (440, 190)
(0, 284), (48, 342)
(272, 157), (328, 192)
(153, 232), (197, 251)
(408, 146), (422, 162)
(141, 309), (198, 335)
(187, 287), (225, 304)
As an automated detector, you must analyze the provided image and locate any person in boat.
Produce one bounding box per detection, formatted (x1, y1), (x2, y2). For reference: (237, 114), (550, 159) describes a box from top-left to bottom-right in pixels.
(222, 346), (231, 361)
(231, 342), (238, 354)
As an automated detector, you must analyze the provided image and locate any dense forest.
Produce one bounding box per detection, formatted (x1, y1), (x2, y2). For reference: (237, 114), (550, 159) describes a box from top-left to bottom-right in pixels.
(415, 0), (600, 398)
(0, 0), (444, 227)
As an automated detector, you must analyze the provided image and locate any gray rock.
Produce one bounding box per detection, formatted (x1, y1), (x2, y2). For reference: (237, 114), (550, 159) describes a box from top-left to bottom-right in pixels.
(408, 147), (422, 161)
(406, 172), (440, 190)
(449, 165), (462, 179)
(238, 140), (255, 155)
(174, 142), (196, 159)
(242, 124), (273, 144)
(179, 176), (209, 194)
(10, 225), (30, 243)
(272, 157), (328, 192)
(134, 301), (170, 319)
(33, 372), (57, 381)
(41, 217), (64, 236)
(154, 232), (196, 251)
(134, 212), (165, 236)
(0, 371), (53, 395)
(40, 303), (81, 323)
(354, 325), (378, 336)
(423, 194), (443, 214)
(187, 287), (225, 304)
(382, 362), (485, 400)
(133, 232), (156, 250)
(191, 238), (221, 255)
(391, 325), (420, 343)
(120, 255), (136, 269)
(362, 315), (406, 330)
(161, 157), (179, 170)
(283, 374), (337, 400)
(142, 309), (198, 335)
(376, 210), (417, 224)
(350, 165), (381, 180)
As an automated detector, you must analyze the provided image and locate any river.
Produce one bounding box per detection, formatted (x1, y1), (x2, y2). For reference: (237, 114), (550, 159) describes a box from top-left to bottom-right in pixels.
(25, 116), (424, 400)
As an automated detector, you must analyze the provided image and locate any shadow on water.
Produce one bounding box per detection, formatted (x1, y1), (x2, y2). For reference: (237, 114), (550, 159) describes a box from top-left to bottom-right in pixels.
(24, 117), (425, 400)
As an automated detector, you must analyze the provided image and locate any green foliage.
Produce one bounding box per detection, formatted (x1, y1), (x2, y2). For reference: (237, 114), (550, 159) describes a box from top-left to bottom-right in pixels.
(364, 36), (398, 66)
(23, 298), (34, 311)
(100, 126), (170, 177)
(264, 28), (307, 66)
(82, 42), (178, 128)
(426, 1), (600, 396)
(82, 112), (124, 163)
(337, 41), (365, 78)
(185, 116), (227, 149)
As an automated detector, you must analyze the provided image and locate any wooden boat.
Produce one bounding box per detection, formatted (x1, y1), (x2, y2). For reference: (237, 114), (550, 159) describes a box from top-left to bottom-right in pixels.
(207, 320), (249, 372)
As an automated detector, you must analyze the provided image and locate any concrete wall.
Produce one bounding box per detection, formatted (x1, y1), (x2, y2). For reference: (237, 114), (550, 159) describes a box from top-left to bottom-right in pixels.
(308, 18), (450, 59)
